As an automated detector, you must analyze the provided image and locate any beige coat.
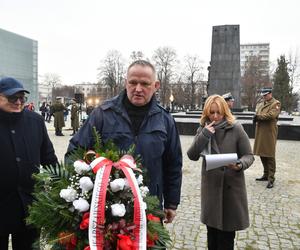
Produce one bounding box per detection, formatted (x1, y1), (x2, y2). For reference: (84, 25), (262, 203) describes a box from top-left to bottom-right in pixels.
(71, 103), (79, 130)
(187, 122), (254, 231)
(253, 97), (281, 157)
(52, 101), (66, 130)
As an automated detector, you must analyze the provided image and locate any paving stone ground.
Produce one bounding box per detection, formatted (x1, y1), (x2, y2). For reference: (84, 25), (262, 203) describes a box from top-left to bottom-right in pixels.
(48, 120), (300, 250)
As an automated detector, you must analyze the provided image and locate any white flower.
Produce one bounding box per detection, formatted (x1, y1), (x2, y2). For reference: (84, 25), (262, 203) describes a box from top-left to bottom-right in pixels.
(60, 188), (77, 202)
(137, 175), (143, 185)
(111, 203), (126, 217)
(109, 178), (125, 192)
(79, 176), (94, 192)
(141, 201), (147, 210)
(123, 178), (130, 190)
(74, 160), (90, 174)
(140, 186), (149, 198)
(73, 198), (90, 212)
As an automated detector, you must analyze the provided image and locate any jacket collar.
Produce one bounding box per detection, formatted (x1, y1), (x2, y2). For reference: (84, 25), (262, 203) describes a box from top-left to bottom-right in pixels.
(0, 108), (24, 122)
(264, 97), (275, 105)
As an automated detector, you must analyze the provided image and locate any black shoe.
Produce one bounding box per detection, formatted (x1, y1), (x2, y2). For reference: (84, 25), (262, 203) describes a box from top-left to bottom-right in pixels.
(266, 181), (274, 189)
(255, 176), (268, 181)
(57, 133), (64, 136)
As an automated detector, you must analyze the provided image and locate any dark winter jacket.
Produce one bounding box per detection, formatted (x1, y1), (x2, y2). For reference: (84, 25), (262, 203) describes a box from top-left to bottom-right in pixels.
(0, 109), (57, 233)
(68, 91), (183, 209)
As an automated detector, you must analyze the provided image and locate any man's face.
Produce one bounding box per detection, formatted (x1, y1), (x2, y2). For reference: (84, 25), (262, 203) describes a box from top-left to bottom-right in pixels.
(263, 92), (272, 101)
(226, 100), (234, 109)
(125, 65), (160, 106)
(0, 92), (27, 113)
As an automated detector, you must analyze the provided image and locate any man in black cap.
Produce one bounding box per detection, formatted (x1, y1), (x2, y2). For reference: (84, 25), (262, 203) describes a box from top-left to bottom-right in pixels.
(0, 77), (58, 249)
(222, 92), (235, 109)
(253, 87), (281, 188)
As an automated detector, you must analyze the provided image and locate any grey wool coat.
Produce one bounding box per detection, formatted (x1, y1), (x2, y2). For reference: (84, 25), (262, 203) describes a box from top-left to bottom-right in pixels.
(187, 121), (254, 231)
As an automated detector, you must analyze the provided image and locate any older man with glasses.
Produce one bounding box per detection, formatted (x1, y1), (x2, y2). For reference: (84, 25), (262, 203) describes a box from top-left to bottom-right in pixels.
(0, 77), (58, 250)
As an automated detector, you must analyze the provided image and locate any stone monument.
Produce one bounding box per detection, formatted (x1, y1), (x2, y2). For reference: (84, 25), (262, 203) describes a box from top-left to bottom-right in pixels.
(207, 25), (241, 107)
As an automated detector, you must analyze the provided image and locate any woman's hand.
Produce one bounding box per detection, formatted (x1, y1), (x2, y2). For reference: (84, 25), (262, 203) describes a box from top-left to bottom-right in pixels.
(227, 163), (242, 171)
(205, 121), (216, 134)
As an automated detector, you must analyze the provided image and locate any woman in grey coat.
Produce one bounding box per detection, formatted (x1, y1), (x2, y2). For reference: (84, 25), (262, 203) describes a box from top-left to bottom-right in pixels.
(187, 95), (254, 250)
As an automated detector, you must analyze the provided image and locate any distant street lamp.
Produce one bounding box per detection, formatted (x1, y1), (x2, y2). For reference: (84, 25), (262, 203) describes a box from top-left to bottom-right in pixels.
(169, 93), (174, 112)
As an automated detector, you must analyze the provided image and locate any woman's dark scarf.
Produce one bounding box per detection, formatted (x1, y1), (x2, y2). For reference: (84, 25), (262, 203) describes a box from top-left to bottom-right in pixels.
(201, 119), (228, 155)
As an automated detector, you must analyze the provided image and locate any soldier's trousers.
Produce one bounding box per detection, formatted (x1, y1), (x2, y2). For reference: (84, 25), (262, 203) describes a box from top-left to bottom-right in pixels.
(260, 156), (276, 183)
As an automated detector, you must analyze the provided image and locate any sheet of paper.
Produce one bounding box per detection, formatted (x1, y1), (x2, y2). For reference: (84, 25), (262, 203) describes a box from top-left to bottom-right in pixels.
(205, 153), (238, 171)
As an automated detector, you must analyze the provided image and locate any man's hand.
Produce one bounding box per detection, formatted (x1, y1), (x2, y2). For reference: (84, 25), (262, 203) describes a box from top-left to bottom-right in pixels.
(164, 208), (176, 223)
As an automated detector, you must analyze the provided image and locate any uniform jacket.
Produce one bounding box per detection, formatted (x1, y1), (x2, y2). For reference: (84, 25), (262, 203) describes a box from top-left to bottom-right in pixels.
(0, 109), (57, 233)
(52, 101), (66, 129)
(187, 121), (254, 231)
(71, 103), (79, 130)
(68, 91), (183, 209)
(253, 97), (281, 157)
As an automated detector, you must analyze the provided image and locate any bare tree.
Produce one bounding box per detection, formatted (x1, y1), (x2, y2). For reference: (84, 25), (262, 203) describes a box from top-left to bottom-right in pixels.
(152, 47), (177, 106)
(42, 73), (62, 88)
(52, 86), (75, 102)
(241, 56), (269, 111)
(182, 55), (204, 109)
(97, 50), (125, 98)
(130, 51), (145, 62)
(41, 73), (62, 102)
(288, 50), (300, 91)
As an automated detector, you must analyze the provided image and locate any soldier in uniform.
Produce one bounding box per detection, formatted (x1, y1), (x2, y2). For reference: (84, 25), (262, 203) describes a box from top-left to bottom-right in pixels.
(222, 92), (235, 109)
(70, 99), (79, 136)
(253, 87), (281, 188)
(52, 97), (66, 136)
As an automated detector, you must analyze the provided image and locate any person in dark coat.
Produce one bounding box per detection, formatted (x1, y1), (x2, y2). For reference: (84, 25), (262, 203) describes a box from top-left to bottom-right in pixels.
(0, 77), (58, 250)
(39, 101), (47, 120)
(187, 95), (254, 250)
(68, 60), (183, 224)
(253, 87), (281, 188)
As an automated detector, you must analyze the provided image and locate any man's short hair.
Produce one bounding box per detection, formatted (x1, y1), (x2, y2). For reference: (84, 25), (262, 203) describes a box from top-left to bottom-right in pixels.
(127, 60), (156, 75)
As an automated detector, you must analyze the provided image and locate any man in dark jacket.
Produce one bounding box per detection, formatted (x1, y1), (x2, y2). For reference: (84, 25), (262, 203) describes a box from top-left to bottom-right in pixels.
(68, 60), (183, 224)
(0, 77), (58, 250)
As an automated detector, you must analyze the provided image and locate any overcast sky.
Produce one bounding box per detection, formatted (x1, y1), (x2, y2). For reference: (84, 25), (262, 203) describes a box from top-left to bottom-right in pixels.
(1, 0), (299, 84)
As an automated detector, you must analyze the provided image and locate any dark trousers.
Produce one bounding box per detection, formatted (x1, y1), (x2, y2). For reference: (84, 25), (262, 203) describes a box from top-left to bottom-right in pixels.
(260, 156), (276, 183)
(207, 226), (235, 250)
(0, 228), (39, 250)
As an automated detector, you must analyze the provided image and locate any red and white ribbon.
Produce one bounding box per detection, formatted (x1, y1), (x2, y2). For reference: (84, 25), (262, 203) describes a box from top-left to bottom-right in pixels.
(89, 155), (146, 250)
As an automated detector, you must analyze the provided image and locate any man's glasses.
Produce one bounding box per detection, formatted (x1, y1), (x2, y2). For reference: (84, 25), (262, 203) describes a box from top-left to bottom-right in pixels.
(0, 94), (28, 104)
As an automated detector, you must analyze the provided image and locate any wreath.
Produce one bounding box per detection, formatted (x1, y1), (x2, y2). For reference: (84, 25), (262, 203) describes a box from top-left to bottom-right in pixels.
(27, 128), (171, 249)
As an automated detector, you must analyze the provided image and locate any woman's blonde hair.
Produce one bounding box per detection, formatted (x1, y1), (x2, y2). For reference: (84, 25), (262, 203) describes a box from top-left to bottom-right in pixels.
(200, 94), (235, 126)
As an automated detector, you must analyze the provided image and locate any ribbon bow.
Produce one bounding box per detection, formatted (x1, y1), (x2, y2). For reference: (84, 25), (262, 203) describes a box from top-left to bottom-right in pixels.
(88, 155), (146, 250)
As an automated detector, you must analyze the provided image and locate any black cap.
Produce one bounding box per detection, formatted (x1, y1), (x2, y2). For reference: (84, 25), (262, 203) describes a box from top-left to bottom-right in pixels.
(0, 77), (30, 96)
